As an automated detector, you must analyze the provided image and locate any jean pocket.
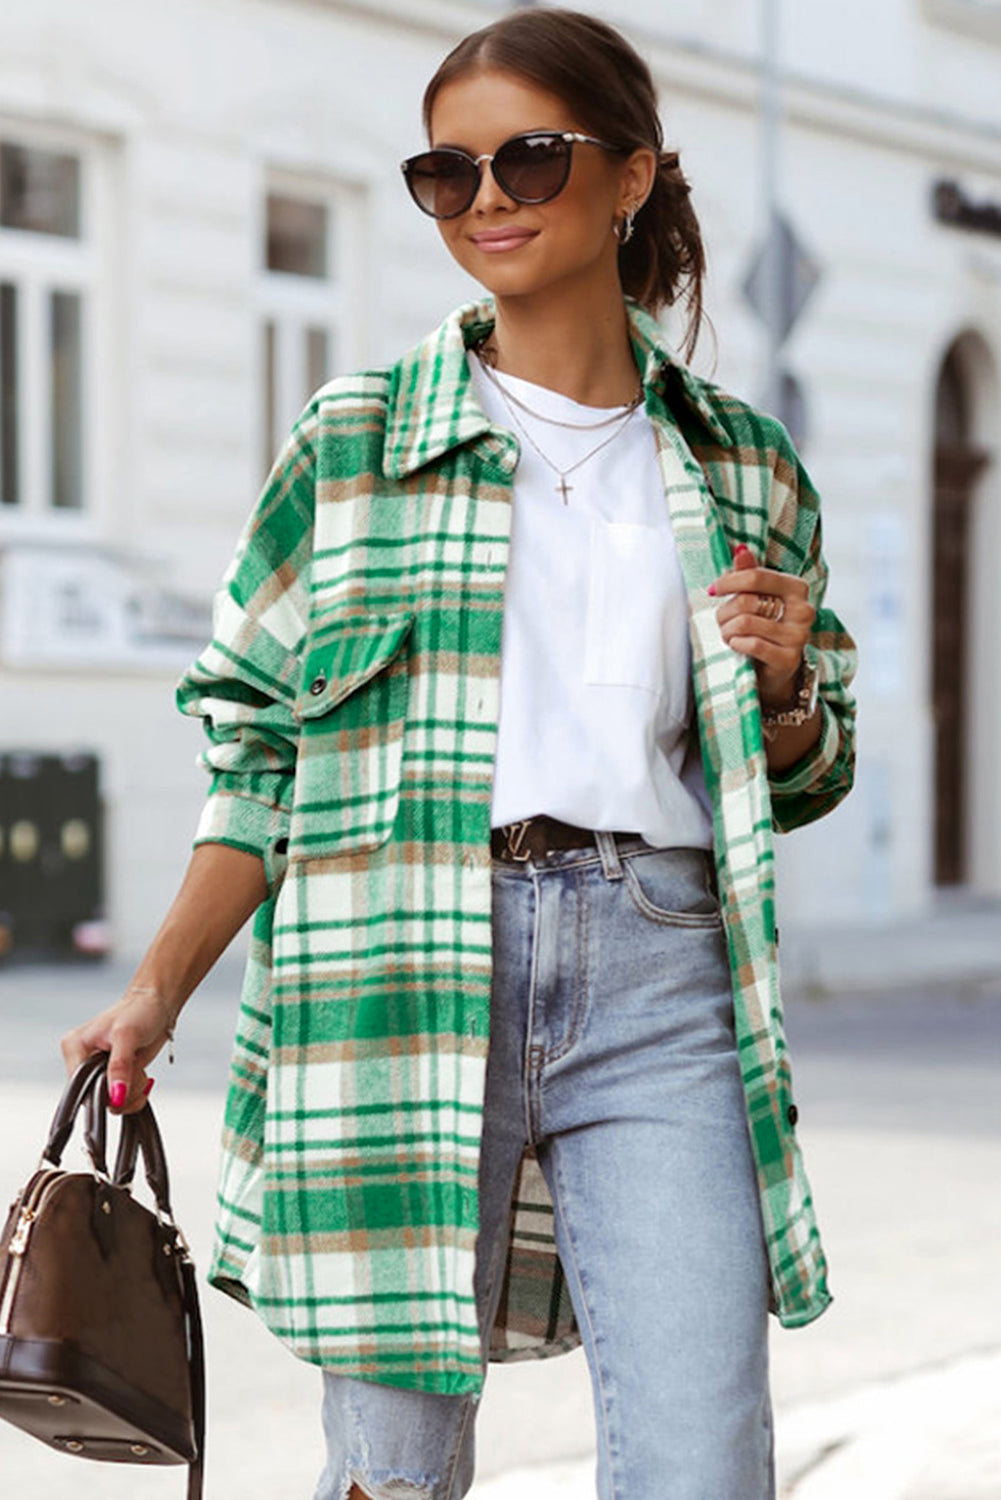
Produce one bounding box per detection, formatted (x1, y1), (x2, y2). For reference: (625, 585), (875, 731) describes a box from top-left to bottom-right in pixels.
(620, 847), (722, 927)
(288, 608), (414, 860)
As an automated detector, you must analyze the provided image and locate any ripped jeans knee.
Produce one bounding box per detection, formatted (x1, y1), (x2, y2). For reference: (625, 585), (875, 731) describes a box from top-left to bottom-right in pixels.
(313, 1372), (477, 1500)
(344, 1472), (440, 1500)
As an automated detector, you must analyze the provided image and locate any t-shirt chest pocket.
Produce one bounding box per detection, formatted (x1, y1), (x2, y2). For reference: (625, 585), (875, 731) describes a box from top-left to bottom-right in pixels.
(288, 609), (415, 859)
(584, 517), (692, 723)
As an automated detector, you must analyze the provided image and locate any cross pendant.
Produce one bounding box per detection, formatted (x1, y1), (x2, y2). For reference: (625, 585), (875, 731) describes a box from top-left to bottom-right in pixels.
(557, 476), (572, 506)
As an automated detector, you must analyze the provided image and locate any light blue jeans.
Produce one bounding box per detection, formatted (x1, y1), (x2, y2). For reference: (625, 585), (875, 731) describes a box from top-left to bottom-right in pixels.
(314, 833), (774, 1500)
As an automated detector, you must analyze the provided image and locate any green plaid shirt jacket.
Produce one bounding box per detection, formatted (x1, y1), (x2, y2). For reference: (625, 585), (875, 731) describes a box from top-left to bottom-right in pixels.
(176, 297), (857, 1396)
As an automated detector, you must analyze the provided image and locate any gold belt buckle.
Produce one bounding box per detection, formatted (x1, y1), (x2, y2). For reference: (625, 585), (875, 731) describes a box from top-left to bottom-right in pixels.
(503, 819), (534, 862)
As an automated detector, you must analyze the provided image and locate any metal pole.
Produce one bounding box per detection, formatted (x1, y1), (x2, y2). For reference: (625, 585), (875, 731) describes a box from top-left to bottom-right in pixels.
(760, 0), (783, 418)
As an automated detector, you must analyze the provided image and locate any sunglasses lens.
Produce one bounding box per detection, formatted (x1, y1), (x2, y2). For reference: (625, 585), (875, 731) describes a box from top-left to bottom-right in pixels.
(494, 135), (570, 203)
(403, 134), (573, 217)
(405, 151), (478, 218)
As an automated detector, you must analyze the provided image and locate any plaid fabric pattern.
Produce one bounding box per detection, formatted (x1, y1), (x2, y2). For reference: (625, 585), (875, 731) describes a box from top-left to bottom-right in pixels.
(176, 297), (857, 1396)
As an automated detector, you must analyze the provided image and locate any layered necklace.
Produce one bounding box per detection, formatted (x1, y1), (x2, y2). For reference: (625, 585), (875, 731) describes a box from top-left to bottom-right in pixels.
(475, 340), (644, 506)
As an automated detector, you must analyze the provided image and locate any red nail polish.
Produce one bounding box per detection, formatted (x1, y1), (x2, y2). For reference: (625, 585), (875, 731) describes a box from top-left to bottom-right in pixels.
(707, 583), (717, 596)
(109, 1081), (127, 1109)
(143, 1079), (155, 1098)
(735, 544), (752, 559)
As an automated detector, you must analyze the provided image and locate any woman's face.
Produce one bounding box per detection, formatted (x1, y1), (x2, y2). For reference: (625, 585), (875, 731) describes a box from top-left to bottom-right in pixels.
(426, 68), (648, 306)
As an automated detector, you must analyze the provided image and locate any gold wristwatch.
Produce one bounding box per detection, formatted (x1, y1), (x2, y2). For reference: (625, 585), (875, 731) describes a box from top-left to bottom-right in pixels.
(760, 655), (819, 741)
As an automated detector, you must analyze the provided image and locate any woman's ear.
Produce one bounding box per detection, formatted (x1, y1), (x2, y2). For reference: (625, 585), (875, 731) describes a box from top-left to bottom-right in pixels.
(617, 146), (658, 216)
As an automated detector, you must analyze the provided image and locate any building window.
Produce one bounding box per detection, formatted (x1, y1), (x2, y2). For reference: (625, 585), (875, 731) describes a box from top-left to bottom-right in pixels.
(0, 143), (81, 239)
(259, 182), (361, 480)
(1, 282), (19, 506)
(51, 290), (83, 510)
(266, 193), (327, 279)
(0, 139), (91, 518)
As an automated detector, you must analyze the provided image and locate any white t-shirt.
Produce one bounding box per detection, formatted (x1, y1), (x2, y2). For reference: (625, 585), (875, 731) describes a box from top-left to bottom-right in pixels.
(468, 353), (714, 850)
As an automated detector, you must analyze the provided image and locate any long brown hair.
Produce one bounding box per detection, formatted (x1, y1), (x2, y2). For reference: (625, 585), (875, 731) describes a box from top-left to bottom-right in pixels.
(422, 7), (707, 362)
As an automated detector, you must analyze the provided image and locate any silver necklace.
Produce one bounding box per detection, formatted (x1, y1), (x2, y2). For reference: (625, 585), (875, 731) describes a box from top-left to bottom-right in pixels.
(476, 353), (642, 506)
(476, 345), (644, 432)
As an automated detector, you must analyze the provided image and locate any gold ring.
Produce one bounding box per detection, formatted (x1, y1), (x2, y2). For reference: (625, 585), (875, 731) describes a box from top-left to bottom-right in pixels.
(756, 594), (785, 622)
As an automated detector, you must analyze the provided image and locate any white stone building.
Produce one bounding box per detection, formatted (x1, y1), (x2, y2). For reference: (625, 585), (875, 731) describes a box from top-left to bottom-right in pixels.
(0, 0), (999, 956)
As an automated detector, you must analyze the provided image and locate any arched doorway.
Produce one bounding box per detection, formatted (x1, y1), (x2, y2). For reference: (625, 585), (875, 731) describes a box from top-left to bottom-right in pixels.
(931, 335), (995, 887)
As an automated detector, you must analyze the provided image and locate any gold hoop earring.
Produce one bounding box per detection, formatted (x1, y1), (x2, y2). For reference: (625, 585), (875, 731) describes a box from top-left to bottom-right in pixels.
(614, 201), (639, 245)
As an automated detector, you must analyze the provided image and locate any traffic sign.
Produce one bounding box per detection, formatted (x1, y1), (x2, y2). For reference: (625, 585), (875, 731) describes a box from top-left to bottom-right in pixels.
(741, 211), (823, 344)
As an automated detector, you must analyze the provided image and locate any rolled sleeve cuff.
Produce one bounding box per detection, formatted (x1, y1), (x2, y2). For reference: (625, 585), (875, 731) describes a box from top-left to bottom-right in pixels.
(193, 788), (290, 896)
(767, 699), (840, 799)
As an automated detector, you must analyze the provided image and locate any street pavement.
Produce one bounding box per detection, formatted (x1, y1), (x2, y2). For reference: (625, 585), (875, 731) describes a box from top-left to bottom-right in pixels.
(1, 899), (999, 1498)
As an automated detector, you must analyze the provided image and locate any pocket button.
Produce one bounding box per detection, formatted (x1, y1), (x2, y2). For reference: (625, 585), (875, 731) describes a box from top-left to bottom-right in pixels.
(309, 674), (327, 696)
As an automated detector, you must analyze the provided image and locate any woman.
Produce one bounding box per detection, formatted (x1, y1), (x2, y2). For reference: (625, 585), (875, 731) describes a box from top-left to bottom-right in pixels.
(63, 10), (857, 1499)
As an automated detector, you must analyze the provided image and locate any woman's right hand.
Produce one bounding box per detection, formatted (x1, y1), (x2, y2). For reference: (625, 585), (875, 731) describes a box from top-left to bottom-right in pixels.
(61, 985), (176, 1115)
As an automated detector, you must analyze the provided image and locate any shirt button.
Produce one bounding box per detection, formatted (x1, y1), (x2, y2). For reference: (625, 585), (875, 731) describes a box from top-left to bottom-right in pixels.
(787, 1103), (799, 1128)
(309, 674), (327, 696)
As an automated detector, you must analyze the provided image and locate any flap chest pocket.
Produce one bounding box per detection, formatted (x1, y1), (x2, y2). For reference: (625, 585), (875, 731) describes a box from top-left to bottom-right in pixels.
(289, 609), (415, 860)
(295, 610), (416, 722)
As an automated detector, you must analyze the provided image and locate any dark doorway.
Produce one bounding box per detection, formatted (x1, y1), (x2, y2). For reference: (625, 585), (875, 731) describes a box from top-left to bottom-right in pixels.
(932, 345), (990, 886)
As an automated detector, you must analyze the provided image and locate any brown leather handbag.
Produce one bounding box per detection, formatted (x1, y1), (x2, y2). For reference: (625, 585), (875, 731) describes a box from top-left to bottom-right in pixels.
(0, 1052), (204, 1498)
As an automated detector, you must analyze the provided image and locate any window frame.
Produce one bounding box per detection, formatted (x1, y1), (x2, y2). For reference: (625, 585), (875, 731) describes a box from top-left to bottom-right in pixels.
(0, 119), (115, 540)
(255, 170), (367, 481)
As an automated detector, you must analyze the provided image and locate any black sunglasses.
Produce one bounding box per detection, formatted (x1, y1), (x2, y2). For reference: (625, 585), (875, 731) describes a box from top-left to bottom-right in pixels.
(401, 130), (624, 220)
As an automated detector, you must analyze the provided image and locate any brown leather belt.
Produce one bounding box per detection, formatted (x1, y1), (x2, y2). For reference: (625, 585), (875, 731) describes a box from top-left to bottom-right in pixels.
(490, 815), (640, 863)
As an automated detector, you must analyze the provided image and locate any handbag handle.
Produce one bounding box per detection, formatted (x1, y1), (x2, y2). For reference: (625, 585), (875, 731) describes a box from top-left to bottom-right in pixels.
(45, 1053), (174, 1220)
(111, 1095), (174, 1220)
(45, 1052), (117, 1166)
(83, 1071), (111, 1179)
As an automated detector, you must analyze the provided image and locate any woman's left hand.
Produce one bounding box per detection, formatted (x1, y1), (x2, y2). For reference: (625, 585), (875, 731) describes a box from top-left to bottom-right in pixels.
(709, 544), (816, 706)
